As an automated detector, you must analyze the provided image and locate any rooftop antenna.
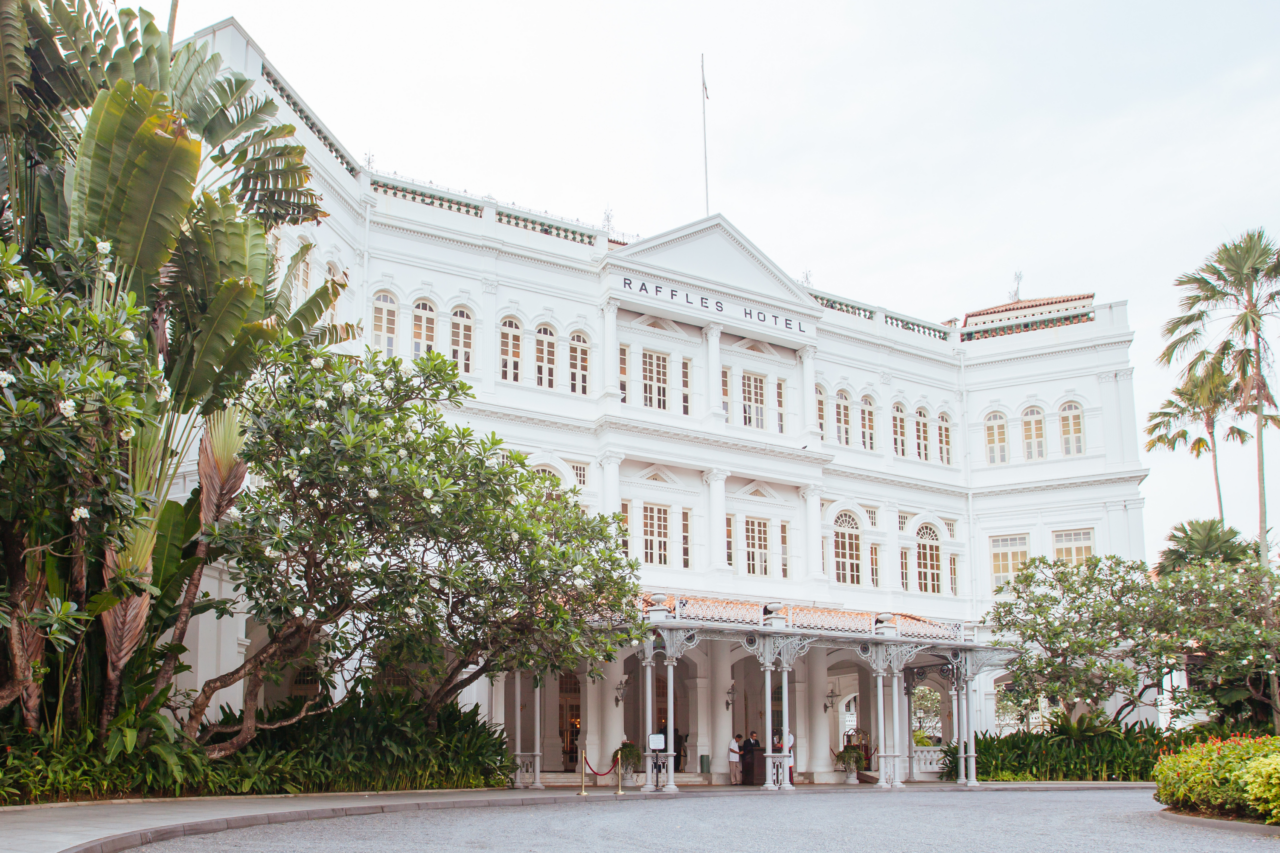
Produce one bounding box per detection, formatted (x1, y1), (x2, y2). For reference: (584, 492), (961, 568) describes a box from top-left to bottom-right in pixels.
(1009, 271), (1023, 303)
(702, 54), (710, 218)
(602, 208), (614, 236)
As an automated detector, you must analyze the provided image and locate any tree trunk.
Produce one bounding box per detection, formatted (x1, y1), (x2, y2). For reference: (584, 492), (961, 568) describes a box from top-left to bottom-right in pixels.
(143, 541), (209, 712)
(1209, 430), (1225, 523)
(1257, 331), (1269, 568)
(66, 521), (87, 729)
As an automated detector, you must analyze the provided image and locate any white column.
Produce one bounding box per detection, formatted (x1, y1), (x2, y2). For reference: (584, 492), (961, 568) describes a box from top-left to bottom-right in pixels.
(600, 658), (626, 774)
(664, 657), (679, 792)
(966, 679), (979, 786)
(489, 672), (506, 729)
(729, 365), (743, 428)
(582, 669), (601, 775)
(799, 345), (818, 435)
(874, 665), (888, 788)
(514, 670), (524, 786)
(906, 681), (916, 783)
(955, 675), (969, 785)
(780, 664), (794, 790)
(808, 649), (833, 775)
(890, 671), (904, 787)
(793, 657), (808, 774)
(691, 675), (710, 774)
(603, 299), (620, 399)
(710, 640), (733, 776)
(800, 485), (822, 579)
(481, 279), (498, 397)
(704, 469), (729, 571)
(762, 663), (777, 790)
(704, 323), (724, 424)
(531, 678), (544, 789)
(642, 652), (656, 792)
(601, 451), (623, 516)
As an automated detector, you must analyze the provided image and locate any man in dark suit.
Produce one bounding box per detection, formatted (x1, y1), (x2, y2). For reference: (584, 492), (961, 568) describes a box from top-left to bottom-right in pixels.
(742, 731), (761, 784)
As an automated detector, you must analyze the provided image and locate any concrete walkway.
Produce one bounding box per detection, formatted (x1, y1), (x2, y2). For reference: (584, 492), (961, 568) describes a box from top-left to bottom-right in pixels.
(0, 782), (1156, 853)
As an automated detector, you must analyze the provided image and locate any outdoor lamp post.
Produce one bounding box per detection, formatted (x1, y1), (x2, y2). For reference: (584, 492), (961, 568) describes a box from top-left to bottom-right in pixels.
(614, 678), (628, 707)
(725, 683), (737, 711)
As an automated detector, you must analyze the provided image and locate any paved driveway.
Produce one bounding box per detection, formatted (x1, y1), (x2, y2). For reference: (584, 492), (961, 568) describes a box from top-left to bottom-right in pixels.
(132, 789), (1271, 853)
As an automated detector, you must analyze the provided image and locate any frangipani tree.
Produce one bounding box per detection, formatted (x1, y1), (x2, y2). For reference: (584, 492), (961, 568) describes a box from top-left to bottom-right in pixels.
(195, 343), (641, 757)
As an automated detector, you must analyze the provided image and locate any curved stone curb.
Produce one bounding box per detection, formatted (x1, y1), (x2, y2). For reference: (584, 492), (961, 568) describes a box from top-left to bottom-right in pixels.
(1157, 808), (1280, 836)
(49, 783), (1159, 853)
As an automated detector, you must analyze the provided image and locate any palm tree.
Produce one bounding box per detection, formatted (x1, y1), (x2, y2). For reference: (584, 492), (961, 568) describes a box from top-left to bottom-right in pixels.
(1161, 230), (1280, 568)
(1154, 519), (1253, 576)
(1146, 352), (1253, 521)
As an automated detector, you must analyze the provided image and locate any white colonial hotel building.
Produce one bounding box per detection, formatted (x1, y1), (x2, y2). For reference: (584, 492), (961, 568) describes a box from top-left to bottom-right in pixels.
(183, 20), (1148, 789)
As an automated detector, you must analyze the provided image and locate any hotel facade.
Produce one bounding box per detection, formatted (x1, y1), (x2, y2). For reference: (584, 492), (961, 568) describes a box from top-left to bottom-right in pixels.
(180, 20), (1148, 788)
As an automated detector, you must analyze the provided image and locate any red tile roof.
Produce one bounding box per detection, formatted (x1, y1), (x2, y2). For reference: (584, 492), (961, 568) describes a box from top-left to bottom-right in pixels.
(963, 293), (1093, 326)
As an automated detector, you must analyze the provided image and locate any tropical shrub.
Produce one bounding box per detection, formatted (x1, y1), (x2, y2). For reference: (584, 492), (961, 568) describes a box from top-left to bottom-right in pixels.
(612, 741), (643, 772)
(0, 696), (512, 805)
(1240, 754), (1280, 823)
(1154, 735), (1280, 816)
(939, 721), (1207, 782)
(835, 744), (864, 772)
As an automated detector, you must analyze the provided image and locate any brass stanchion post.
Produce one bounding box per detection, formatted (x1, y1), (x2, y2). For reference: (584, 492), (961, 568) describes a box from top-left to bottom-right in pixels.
(579, 748), (589, 796)
(616, 759), (624, 795)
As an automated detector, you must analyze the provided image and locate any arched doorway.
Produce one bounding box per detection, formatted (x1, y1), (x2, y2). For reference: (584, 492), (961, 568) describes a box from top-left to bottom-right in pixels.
(559, 672), (580, 770)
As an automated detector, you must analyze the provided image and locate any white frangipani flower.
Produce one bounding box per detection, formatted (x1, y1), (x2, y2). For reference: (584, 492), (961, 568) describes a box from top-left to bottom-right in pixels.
(422, 488), (434, 499)
(156, 385), (171, 403)
(341, 382), (355, 396)
(301, 447), (311, 456)
(0, 370), (14, 387)
(311, 357), (324, 368)
(71, 506), (89, 521)
(104, 271), (117, 285)
(96, 241), (112, 254)
(367, 488), (379, 498)
(119, 426), (135, 440)
(58, 400), (77, 419)
(398, 449), (408, 459)
(314, 399), (328, 410)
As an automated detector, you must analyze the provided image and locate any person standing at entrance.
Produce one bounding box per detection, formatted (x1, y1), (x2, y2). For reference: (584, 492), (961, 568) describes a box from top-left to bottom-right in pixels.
(786, 729), (795, 785)
(728, 734), (742, 785)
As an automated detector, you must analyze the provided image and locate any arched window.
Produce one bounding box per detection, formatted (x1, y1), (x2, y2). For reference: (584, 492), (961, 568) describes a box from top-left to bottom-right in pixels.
(451, 309), (473, 374)
(985, 412), (1008, 464)
(568, 333), (589, 395)
(500, 319), (521, 382)
(536, 325), (555, 388)
(892, 404), (907, 457)
(833, 512), (860, 584)
(938, 413), (952, 465)
(916, 524), (941, 594)
(815, 385), (827, 440)
(1061, 402), (1084, 455)
(860, 397), (876, 451)
(413, 301), (435, 359)
(1023, 407), (1045, 460)
(834, 391), (852, 446)
(915, 408), (930, 461)
(372, 292), (397, 358)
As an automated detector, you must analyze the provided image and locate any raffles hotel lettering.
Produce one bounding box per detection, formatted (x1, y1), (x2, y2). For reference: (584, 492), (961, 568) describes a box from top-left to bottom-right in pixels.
(616, 275), (813, 335)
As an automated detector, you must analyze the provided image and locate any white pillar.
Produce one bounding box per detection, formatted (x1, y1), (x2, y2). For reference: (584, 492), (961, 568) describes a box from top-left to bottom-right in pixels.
(890, 671), (904, 787)
(793, 657), (808, 774)
(704, 323), (724, 424)
(582, 670), (601, 775)
(600, 658), (626, 773)
(710, 640), (733, 776)
(691, 675), (710, 775)
(800, 485), (822, 579)
(664, 657), (679, 792)
(955, 675), (968, 785)
(531, 678), (544, 789)
(514, 670), (524, 786)
(601, 451), (623, 515)
(780, 664), (794, 790)
(481, 279), (498, 397)
(808, 649), (833, 775)
(874, 667), (888, 788)
(704, 469), (729, 571)
(966, 679), (979, 786)
(906, 682), (916, 783)
(762, 663), (777, 790)
(642, 652), (656, 792)
(603, 299), (619, 397)
(489, 672), (505, 730)
(799, 345), (818, 435)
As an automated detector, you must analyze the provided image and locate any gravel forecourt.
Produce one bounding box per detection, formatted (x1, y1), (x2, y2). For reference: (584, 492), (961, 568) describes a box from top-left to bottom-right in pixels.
(131, 788), (1275, 853)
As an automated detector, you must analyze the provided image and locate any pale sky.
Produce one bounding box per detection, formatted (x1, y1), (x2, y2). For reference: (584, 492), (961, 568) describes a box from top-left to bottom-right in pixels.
(176, 0), (1280, 560)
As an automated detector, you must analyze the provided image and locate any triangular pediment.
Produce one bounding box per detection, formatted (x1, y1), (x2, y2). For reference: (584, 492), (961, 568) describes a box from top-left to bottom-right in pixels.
(633, 314), (684, 335)
(635, 464), (680, 485)
(735, 480), (780, 500)
(613, 216), (816, 306)
(730, 338), (780, 357)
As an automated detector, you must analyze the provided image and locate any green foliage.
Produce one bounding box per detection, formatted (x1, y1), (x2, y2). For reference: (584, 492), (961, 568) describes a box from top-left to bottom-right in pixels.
(1241, 754), (1280, 824)
(612, 740), (643, 771)
(835, 744), (864, 772)
(940, 720), (1204, 783)
(986, 555), (1182, 721)
(1155, 519), (1253, 577)
(0, 697), (511, 805)
(1154, 735), (1280, 817)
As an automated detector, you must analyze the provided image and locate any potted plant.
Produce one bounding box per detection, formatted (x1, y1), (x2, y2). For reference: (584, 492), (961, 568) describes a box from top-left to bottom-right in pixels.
(836, 745), (864, 784)
(613, 741), (644, 785)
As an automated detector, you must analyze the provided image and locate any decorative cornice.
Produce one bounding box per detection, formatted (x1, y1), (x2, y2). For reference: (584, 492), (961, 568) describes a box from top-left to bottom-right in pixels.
(626, 222), (810, 303)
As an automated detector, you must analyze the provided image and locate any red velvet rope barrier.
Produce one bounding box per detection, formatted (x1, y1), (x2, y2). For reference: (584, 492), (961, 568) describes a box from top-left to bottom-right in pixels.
(583, 754), (621, 777)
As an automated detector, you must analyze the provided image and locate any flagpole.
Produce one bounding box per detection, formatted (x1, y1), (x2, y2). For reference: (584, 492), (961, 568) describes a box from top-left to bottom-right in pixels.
(702, 54), (709, 218)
